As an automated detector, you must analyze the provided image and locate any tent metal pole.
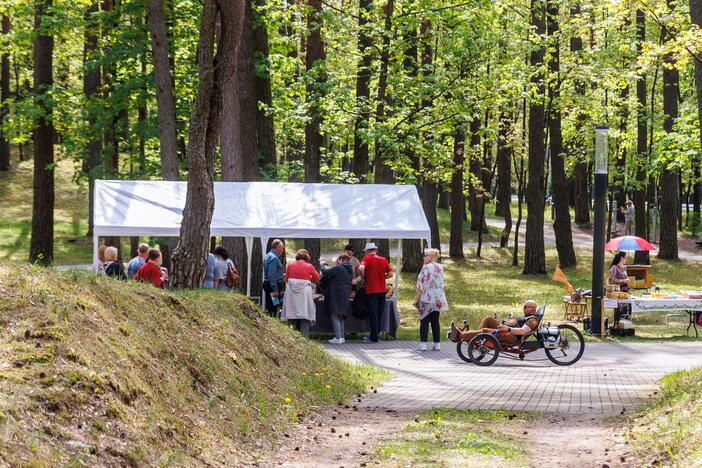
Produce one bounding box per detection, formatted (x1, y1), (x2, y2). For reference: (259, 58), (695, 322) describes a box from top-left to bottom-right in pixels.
(260, 237), (268, 309)
(394, 239), (402, 310)
(93, 234), (99, 273)
(245, 237), (253, 297)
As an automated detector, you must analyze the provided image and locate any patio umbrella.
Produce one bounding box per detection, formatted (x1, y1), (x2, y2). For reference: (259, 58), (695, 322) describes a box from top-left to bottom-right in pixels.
(604, 235), (657, 252)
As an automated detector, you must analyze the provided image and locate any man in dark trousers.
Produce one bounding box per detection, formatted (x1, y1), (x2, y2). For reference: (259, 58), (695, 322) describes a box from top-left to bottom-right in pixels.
(358, 242), (393, 343)
(263, 239), (285, 317)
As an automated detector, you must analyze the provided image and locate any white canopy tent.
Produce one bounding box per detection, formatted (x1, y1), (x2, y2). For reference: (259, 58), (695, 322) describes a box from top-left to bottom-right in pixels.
(93, 180), (431, 302)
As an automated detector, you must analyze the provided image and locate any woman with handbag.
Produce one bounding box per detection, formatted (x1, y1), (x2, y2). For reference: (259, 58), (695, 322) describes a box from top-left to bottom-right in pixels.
(320, 253), (354, 344)
(412, 248), (448, 351)
(281, 249), (320, 337)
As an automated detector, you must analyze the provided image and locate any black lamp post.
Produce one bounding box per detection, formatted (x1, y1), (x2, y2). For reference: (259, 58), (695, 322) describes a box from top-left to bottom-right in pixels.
(591, 126), (609, 335)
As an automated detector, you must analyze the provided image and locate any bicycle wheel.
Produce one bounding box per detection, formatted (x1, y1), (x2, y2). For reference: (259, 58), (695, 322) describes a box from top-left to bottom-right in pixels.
(456, 341), (472, 363)
(545, 324), (585, 366)
(467, 334), (500, 367)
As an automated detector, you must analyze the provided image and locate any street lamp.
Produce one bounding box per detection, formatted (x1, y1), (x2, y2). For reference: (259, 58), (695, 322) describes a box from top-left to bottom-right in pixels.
(591, 126), (609, 336)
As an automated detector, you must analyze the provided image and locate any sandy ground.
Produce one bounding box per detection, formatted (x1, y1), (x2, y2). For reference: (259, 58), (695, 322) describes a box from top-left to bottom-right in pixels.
(262, 406), (635, 467)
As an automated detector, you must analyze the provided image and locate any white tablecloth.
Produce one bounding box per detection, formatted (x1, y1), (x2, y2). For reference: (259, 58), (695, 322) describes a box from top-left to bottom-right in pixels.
(603, 297), (702, 314)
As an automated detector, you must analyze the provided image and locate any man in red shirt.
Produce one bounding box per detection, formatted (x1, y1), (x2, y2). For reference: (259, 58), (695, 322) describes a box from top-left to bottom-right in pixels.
(359, 242), (393, 343)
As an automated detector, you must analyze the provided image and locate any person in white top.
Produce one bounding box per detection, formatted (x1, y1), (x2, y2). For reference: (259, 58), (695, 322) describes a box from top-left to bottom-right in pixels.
(412, 248), (448, 351)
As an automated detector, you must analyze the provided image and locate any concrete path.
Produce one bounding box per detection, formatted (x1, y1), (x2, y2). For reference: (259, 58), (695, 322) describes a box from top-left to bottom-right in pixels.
(326, 341), (702, 414)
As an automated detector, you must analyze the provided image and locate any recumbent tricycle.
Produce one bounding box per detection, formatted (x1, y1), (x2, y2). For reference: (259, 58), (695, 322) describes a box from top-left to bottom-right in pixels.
(454, 306), (585, 366)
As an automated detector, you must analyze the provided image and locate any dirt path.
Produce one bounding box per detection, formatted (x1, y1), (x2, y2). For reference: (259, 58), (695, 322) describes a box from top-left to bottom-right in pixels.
(265, 409), (634, 467)
(526, 414), (633, 468)
(266, 406), (411, 467)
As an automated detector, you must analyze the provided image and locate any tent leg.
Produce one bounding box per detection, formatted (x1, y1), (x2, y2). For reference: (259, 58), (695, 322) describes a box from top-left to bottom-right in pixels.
(394, 239), (402, 310)
(260, 237), (268, 309)
(245, 237), (253, 297)
(93, 234), (99, 273)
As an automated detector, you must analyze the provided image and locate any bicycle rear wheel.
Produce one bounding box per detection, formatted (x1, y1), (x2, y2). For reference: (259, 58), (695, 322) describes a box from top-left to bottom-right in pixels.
(545, 324), (585, 366)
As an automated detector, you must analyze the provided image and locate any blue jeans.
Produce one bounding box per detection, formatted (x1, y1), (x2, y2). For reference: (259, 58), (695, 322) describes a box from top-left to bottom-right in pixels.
(365, 293), (385, 342)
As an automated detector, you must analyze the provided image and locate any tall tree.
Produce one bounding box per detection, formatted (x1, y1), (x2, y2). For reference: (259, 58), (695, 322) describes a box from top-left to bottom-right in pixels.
(147, 0), (179, 181)
(253, 0), (276, 176)
(449, 124), (465, 258)
(370, 0), (394, 256)
(547, 0), (576, 267)
(523, 0), (547, 274)
(29, 0), (54, 265)
(222, 0), (263, 294)
(351, 0), (372, 181)
(634, 8), (649, 264)
(691, 0), (702, 224)
(171, 0), (244, 287)
(496, 113), (512, 247)
(304, 0), (326, 269)
(571, 4), (589, 225)
(0, 14), (9, 171)
(84, 2), (101, 237)
(658, 0), (679, 260)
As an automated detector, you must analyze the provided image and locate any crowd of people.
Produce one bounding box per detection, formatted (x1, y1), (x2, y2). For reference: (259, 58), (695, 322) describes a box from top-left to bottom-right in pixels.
(96, 238), (451, 351)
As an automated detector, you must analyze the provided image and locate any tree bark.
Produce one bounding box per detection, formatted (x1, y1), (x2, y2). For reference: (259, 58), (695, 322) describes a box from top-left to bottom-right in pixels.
(468, 117), (481, 231)
(496, 114), (512, 247)
(634, 8), (650, 264)
(571, 4), (590, 225)
(351, 0), (372, 181)
(253, 0), (276, 176)
(523, 0), (547, 274)
(171, 0), (241, 288)
(449, 126), (465, 258)
(547, 0), (576, 268)
(303, 0), (326, 270)
(0, 14), (10, 171)
(84, 2), (101, 237)
(147, 0), (179, 181)
(29, 0), (54, 265)
(691, 0), (702, 226)
(222, 0), (263, 295)
(659, 1), (679, 260)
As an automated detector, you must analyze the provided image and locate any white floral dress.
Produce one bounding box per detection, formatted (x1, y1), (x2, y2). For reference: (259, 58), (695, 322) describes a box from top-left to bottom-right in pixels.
(416, 262), (449, 320)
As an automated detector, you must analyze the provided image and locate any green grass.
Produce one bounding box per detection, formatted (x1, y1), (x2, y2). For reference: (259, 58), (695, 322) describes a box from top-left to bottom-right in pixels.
(623, 367), (702, 465)
(0, 263), (387, 465)
(373, 409), (532, 467)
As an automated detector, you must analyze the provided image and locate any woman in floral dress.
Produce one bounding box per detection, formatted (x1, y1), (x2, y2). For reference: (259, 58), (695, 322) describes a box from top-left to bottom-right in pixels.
(412, 248), (448, 351)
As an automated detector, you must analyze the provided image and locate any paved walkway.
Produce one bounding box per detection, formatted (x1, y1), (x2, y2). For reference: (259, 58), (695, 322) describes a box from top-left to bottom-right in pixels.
(326, 341), (702, 414)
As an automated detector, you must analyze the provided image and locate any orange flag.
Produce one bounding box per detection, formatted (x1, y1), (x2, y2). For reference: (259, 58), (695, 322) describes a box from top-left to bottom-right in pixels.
(551, 264), (573, 295)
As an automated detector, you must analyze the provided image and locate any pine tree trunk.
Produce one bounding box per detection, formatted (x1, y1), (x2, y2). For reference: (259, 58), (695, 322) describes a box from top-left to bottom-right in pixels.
(658, 4), (679, 260)
(29, 0), (54, 265)
(351, 0), (372, 181)
(634, 9), (650, 264)
(84, 3), (101, 237)
(370, 0), (395, 257)
(449, 126), (465, 258)
(253, 0), (276, 177)
(691, 0), (702, 225)
(523, 0), (547, 275)
(172, 0), (239, 288)
(147, 0), (179, 181)
(222, 0), (263, 295)
(0, 14), (10, 171)
(497, 114), (512, 247)
(303, 0), (326, 270)
(571, 5), (590, 226)
(547, 0), (576, 268)
(468, 117), (481, 231)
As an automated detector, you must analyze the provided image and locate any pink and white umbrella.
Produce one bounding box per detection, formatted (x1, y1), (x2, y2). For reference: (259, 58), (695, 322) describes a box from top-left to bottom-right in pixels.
(604, 236), (656, 252)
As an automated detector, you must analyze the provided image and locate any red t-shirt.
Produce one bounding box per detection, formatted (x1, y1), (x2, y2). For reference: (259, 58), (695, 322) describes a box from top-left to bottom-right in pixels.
(134, 261), (163, 287)
(285, 260), (320, 282)
(361, 254), (392, 294)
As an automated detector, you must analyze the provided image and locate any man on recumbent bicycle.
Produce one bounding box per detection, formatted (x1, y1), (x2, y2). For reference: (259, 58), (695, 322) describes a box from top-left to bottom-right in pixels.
(448, 300), (540, 345)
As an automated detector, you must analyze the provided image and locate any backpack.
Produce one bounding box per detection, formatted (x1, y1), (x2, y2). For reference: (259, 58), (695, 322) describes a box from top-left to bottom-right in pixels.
(225, 260), (241, 289)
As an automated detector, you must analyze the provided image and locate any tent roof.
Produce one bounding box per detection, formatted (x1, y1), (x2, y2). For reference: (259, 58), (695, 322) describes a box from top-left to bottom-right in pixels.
(93, 180), (431, 242)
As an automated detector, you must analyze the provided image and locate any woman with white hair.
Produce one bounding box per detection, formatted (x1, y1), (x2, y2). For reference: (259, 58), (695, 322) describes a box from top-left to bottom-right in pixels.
(103, 246), (126, 280)
(412, 248), (448, 351)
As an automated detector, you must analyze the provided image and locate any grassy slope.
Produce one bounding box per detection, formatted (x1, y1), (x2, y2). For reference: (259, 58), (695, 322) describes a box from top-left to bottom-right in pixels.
(0, 264), (385, 466)
(625, 367), (702, 465)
